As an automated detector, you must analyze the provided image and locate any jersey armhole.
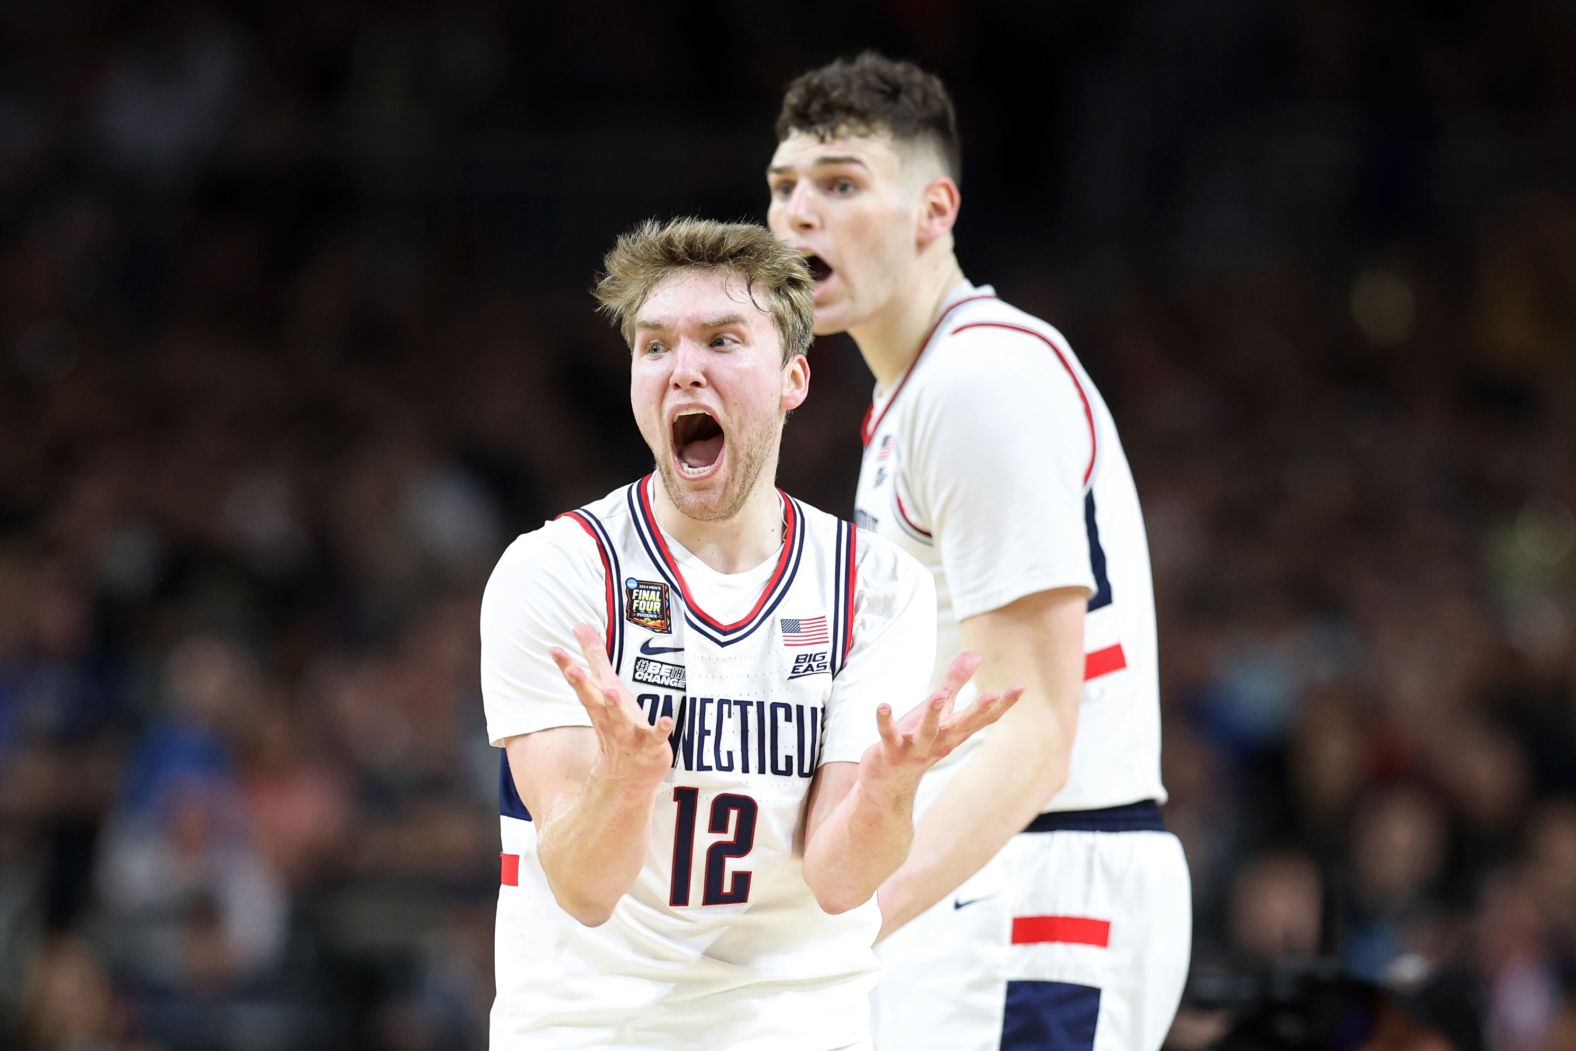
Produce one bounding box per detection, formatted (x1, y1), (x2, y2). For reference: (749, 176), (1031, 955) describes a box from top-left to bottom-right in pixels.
(830, 521), (858, 678)
(555, 510), (622, 665)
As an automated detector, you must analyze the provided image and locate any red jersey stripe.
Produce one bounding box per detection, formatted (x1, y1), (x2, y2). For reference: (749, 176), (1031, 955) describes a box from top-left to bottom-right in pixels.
(862, 293), (999, 445)
(1011, 915), (1111, 948)
(843, 525), (858, 660)
(949, 321), (1098, 487)
(894, 486), (932, 538)
(1083, 643), (1127, 681)
(558, 511), (616, 658)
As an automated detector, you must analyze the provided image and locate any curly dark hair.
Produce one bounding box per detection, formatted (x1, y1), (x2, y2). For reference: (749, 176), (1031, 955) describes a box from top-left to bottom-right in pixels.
(775, 52), (962, 184)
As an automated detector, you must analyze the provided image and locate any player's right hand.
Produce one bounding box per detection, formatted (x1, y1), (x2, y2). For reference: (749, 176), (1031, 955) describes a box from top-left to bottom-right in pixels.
(550, 624), (675, 789)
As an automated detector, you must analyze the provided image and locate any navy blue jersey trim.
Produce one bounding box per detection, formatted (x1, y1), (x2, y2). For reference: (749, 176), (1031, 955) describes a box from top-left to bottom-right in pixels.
(625, 483), (807, 648)
(626, 481), (679, 590)
(574, 506), (625, 671)
(688, 507), (804, 647)
(830, 521), (848, 678)
(1084, 491), (1113, 611)
(1023, 799), (1164, 834)
(499, 750), (532, 822)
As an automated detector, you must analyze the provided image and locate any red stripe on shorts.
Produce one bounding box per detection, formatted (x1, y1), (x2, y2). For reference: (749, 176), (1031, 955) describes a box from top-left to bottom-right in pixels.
(1012, 915), (1111, 948)
(1083, 643), (1127, 681)
(500, 852), (520, 887)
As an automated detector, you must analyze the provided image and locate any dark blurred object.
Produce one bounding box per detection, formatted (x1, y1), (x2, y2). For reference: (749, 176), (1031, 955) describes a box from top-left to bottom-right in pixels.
(1189, 958), (1487, 1051)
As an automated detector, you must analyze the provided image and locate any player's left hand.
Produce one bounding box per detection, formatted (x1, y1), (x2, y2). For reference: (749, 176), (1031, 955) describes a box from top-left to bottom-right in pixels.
(858, 651), (1023, 794)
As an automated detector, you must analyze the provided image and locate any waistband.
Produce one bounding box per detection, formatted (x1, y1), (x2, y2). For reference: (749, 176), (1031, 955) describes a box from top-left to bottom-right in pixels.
(1022, 799), (1165, 834)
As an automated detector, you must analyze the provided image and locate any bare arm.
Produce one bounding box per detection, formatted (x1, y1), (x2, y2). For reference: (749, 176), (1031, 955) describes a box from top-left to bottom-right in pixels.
(875, 586), (1087, 938)
(801, 653), (1022, 914)
(505, 625), (676, 927)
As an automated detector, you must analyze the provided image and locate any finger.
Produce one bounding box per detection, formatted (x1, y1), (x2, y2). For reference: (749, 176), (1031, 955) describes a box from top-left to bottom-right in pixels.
(556, 658), (592, 697)
(952, 685), (1024, 736)
(935, 651), (983, 702)
(551, 646), (596, 696)
(603, 687), (666, 742)
(875, 703), (899, 746)
(572, 623), (616, 682)
(562, 665), (614, 723)
(550, 645), (590, 684)
(915, 692), (946, 745)
(585, 686), (652, 749)
(638, 715), (677, 757)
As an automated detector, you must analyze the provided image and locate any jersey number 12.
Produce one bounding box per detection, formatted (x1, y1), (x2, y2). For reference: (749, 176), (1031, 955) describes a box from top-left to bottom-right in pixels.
(670, 787), (756, 906)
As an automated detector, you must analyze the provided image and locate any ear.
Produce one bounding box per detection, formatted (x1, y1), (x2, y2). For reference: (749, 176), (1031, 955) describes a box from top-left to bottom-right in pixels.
(916, 176), (961, 248)
(781, 353), (810, 413)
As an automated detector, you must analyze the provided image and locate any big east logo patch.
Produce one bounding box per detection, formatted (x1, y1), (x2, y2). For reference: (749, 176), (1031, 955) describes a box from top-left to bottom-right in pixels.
(788, 651), (830, 680)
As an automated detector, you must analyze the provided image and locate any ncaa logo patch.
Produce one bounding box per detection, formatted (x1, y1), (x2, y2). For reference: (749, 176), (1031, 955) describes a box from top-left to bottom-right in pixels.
(625, 578), (672, 634)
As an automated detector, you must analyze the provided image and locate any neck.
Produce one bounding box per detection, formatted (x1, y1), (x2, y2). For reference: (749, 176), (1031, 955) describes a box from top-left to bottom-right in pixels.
(848, 248), (966, 389)
(650, 461), (785, 574)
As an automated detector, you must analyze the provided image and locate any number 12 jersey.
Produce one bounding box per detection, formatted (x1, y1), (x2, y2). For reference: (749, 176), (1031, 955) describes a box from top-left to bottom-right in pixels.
(481, 476), (935, 1049)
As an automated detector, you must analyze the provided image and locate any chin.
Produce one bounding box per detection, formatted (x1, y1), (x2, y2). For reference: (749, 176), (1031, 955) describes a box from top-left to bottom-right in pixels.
(812, 296), (868, 338)
(812, 309), (852, 337)
(657, 467), (734, 522)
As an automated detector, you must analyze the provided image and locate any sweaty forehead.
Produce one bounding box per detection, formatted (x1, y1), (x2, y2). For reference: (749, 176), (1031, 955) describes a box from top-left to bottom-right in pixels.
(636, 269), (769, 330)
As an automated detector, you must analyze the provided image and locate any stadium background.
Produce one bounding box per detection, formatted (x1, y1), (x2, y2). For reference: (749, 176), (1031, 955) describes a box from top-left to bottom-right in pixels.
(2, 1), (1573, 1048)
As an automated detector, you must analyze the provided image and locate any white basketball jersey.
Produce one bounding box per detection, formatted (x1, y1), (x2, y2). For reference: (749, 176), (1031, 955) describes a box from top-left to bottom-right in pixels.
(854, 282), (1165, 813)
(481, 476), (934, 1049)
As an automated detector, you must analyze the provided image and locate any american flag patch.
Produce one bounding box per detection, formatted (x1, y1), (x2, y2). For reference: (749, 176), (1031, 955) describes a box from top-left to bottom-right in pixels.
(877, 435), (894, 461)
(780, 616), (830, 647)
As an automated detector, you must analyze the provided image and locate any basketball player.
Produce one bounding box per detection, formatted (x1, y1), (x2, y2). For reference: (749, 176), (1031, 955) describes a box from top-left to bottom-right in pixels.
(480, 217), (1021, 1049)
(766, 55), (1192, 1050)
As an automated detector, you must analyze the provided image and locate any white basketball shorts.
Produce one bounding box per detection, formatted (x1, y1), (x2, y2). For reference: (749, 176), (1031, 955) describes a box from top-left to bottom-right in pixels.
(872, 801), (1191, 1050)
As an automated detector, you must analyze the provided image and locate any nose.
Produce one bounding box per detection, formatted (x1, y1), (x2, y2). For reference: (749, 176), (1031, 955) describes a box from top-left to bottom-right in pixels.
(669, 338), (707, 389)
(782, 182), (819, 233)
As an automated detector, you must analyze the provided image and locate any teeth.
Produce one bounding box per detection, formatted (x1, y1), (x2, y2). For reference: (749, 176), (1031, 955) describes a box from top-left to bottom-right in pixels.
(679, 462), (713, 476)
(676, 409), (707, 417)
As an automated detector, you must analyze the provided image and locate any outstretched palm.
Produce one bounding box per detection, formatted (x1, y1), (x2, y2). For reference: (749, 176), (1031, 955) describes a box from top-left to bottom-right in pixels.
(861, 652), (1022, 790)
(550, 624), (676, 789)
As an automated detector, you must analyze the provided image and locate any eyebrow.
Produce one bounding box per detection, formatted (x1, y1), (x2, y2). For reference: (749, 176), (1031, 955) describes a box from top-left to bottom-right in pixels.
(767, 154), (871, 176)
(634, 313), (749, 332)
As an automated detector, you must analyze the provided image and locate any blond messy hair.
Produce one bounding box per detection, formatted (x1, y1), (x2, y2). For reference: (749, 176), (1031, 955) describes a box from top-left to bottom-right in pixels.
(594, 217), (815, 365)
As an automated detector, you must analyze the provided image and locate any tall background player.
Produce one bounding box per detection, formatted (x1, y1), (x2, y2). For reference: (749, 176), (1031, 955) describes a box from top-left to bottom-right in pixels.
(768, 54), (1190, 1049)
(3, 7), (1568, 1051)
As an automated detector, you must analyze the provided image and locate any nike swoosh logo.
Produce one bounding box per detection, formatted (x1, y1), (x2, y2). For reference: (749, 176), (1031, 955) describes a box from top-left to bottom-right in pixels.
(953, 895), (996, 910)
(639, 639), (684, 656)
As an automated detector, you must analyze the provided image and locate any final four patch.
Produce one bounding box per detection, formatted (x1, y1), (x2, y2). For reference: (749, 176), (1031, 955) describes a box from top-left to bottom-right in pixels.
(625, 578), (672, 633)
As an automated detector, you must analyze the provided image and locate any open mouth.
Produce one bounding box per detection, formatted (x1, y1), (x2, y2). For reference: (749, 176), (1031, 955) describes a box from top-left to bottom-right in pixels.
(672, 409), (725, 477)
(804, 254), (833, 284)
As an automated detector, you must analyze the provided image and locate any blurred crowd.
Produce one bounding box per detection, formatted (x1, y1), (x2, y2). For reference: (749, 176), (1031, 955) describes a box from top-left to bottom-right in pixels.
(2, 2), (1573, 1050)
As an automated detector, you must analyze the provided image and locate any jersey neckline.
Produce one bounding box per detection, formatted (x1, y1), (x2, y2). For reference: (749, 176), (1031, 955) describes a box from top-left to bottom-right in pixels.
(860, 288), (998, 445)
(632, 474), (802, 635)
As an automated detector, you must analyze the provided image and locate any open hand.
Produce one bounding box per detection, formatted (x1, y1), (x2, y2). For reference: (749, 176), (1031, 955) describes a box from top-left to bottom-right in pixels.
(860, 651), (1023, 792)
(550, 624), (675, 789)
